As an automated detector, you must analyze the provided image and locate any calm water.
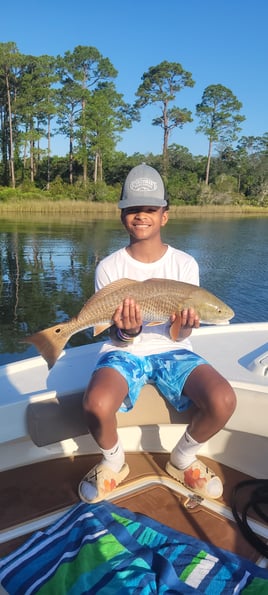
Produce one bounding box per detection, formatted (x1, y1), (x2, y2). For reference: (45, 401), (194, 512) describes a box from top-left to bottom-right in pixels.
(0, 214), (267, 366)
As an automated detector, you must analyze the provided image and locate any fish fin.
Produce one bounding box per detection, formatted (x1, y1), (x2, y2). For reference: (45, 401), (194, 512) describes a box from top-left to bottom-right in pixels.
(143, 278), (167, 283)
(93, 323), (112, 336)
(145, 321), (165, 327)
(22, 323), (70, 369)
(96, 278), (139, 297)
(85, 279), (140, 307)
(169, 315), (182, 341)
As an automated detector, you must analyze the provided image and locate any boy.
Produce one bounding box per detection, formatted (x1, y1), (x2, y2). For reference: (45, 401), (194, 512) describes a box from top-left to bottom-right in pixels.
(79, 164), (236, 503)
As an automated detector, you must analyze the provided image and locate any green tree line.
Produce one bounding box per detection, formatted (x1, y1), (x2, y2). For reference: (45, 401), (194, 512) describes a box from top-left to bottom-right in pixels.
(1, 41), (268, 205)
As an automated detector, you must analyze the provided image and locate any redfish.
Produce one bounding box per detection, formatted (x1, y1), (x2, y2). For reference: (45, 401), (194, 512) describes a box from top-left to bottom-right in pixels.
(23, 278), (234, 368)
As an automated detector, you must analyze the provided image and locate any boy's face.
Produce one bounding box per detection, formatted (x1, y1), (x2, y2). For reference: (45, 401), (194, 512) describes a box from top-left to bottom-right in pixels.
(121, 206), (168, 240)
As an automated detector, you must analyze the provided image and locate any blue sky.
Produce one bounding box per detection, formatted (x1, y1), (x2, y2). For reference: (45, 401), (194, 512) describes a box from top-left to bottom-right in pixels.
(2, 0), (267, 157)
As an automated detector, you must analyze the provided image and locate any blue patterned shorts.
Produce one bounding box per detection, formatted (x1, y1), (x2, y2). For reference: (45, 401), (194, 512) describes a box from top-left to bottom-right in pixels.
(95, 349), (208, 413)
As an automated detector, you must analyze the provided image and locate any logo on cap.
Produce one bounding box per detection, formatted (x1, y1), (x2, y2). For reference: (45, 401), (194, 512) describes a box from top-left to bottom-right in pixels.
(130, 177), (157, 192)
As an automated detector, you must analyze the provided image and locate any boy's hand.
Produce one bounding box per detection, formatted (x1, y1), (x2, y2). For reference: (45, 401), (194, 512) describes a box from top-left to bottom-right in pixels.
(169, 308), (200, 340)
(112, 298), (142, 334)
(179, 308), (200, 330)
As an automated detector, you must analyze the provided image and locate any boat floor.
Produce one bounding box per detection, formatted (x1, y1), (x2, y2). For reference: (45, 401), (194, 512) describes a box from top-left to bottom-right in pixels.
(0, 453), (267, 563)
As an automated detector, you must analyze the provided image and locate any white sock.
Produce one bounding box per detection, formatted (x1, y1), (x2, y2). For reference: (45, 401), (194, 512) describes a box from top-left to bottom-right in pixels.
(80, 439), (125, 501)
(100, 439), (125, 473)
(170, 429), (205, 470)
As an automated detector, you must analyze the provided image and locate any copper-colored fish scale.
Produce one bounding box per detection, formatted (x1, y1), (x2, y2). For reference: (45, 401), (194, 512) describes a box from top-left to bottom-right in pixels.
(77, 278), (225, 327)
(23, 278), (234, 368)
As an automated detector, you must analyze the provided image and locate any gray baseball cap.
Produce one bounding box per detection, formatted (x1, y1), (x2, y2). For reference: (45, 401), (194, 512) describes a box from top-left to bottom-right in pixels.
(118, 163), (167, 209)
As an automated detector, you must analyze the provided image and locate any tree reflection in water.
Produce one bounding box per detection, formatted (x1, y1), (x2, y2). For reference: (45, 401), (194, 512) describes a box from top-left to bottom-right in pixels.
(0, 213), (267, 365)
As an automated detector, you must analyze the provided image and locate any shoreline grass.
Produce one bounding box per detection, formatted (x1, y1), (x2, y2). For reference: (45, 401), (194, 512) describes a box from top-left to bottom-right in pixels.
(0, 200), (267, 219)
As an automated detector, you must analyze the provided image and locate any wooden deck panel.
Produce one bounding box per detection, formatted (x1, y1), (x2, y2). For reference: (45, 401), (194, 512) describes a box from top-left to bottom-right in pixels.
(1, 452), (265, 563)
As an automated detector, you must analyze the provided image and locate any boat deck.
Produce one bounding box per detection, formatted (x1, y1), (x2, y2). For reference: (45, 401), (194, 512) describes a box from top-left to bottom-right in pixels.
(1, 452), (267, 565)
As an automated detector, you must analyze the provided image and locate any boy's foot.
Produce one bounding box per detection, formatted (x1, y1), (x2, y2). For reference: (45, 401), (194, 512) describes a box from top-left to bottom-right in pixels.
(78, 462), (130, 503)
(165, 459), (223, 499)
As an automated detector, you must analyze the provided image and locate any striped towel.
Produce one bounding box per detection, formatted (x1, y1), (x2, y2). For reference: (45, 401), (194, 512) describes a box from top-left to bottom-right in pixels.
(1, 501), (267, 593)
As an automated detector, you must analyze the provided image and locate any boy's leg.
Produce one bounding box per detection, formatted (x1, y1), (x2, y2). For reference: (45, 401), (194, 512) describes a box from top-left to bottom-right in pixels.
(79, 367), (129, 503)
(167, 363), (236, 499)
(83, 366), (128, 451)
(181, 363), (236, 443)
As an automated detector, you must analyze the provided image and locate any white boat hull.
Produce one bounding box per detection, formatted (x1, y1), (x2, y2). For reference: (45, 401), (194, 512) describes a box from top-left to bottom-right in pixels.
(1, 322), (268, 479)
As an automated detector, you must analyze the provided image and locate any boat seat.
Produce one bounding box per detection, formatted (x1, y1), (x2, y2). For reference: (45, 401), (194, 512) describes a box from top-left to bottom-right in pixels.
(26, 384), (191, 447)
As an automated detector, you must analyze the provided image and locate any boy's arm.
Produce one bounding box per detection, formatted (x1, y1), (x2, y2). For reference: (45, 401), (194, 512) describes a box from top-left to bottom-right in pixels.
(172, 255), (200, 339)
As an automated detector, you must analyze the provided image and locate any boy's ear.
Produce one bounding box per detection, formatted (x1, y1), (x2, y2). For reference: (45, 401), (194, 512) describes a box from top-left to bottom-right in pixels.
(161, 209), (169, 226)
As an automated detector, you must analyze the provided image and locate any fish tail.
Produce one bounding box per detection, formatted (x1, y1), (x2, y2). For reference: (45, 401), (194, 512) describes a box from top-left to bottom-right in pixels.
(23, 322), (71, 369)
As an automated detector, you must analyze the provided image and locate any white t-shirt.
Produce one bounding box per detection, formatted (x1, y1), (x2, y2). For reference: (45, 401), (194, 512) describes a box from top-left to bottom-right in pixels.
(95, 245), (199, 356)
